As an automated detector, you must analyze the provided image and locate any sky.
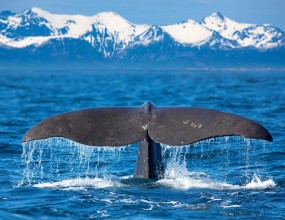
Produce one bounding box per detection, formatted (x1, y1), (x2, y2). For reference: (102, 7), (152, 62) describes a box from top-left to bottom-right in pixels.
(0, 0), (285, 30)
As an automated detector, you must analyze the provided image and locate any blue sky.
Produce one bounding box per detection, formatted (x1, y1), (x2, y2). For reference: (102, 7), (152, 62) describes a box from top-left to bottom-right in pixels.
(1, 0), (285, 30)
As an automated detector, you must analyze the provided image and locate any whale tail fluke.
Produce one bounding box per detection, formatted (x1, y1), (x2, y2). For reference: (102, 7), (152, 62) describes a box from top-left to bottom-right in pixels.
(22, 101), (272, 146)
(22, 101), (272, 179)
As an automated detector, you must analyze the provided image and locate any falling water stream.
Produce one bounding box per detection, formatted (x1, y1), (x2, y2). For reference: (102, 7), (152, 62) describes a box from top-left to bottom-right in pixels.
(158, 138), (275, 190)
(20, 138), (132, 188)
(19, 137), (275, 191)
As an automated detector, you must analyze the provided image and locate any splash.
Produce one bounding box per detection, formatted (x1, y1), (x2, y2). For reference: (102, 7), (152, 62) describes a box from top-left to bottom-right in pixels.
(19, 136), (274, 191)
(20, 137), (131, 186)
(244, 174), (276, 189)
(157, 171), (275, 190)
(158, 137), (275, 190)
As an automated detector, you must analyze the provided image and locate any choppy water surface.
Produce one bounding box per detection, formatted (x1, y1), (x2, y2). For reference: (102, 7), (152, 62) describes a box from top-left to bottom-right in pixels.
(0, 70), (284, 219)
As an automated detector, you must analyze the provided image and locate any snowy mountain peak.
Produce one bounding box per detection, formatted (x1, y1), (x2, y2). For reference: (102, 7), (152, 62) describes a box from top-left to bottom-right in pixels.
(202, 12), (251, 30)
(208, 12), (225, 21)
(89, 11), (149, 51)
(95, 11), (131, 26)
(132, 25), (169, 46)
(21, 7), (52, 19)
(142, 25), (166, 38)
(202, 12), (253, 44)
(201, 12), (285, 49)
(181, 18), (199, 25)
(30, 7), (49, 15)
(95, 11), (122, 19)
(162, 18), (212, 44)
(93, 11), (136, 34)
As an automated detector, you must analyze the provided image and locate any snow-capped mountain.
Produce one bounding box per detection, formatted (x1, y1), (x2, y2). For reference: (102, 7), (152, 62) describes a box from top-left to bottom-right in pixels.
(0, 8), (149, 52)
(201, 12), (285, 49)
(0, 8), (284, 67)
(119, 26), (180, 62)
(162, 19), (213, 45)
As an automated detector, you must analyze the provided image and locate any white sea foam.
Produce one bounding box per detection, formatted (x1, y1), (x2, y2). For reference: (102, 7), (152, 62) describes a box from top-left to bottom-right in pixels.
(34, 177), (123, 190)
(142, 205), (154, 211)
(33, 167), (275, 191)
(157, 173), (275, 190)
(243, 174), (276, 189)
(157, 159), (275, 190)
(221, 204), (241, 208)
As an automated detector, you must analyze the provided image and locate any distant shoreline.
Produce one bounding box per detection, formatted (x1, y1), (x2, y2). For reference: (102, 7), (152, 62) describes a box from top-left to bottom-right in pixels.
(1, 66), (285, 73)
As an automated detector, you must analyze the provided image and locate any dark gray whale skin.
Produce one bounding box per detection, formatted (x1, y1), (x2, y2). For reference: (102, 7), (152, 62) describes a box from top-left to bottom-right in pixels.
(22, 101), (273, 179)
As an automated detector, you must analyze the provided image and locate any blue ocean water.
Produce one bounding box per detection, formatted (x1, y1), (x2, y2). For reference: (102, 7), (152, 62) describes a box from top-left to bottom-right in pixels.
(0, 70), (284, 219)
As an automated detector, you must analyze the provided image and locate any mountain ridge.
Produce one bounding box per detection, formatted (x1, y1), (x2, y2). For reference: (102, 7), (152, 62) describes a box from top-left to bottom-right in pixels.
(0, 8), (284, 68)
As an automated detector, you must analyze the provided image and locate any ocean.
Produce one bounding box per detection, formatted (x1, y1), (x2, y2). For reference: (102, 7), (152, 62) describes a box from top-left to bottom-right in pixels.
(0, 70), (284, 219)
